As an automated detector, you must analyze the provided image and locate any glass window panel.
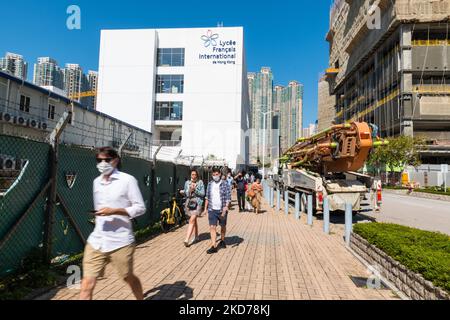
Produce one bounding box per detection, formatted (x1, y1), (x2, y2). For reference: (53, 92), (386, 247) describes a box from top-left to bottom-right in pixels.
(161, 54), (171, 66)
(160, 132), (172, 140)
(156, 75), (183, 93)
(155, 101), (183, 120)
(157, 51), (163, 66)
(156, 48), (185, 66)
(171, 54), (181, 66)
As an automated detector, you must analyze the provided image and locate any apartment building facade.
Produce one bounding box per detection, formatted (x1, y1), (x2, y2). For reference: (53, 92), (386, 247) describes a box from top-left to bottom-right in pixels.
(0, 52), (27, 80)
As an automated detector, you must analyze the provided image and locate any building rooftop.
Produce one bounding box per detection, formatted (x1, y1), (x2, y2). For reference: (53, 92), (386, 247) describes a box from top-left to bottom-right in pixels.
(0, 70), (151, 135)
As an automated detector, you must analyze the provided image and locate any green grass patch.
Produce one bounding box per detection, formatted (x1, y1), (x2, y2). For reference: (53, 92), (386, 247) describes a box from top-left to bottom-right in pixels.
(0, 249), (60, 300)
(353, 222), (450, 293)
(135, 222), (163, 243)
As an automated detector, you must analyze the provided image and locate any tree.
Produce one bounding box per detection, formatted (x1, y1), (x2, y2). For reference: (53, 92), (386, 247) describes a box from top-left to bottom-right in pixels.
(367, 136), (424, 184)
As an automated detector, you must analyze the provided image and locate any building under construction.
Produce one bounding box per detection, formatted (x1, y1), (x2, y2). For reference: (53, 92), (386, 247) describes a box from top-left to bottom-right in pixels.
(324, 0), (450, 163)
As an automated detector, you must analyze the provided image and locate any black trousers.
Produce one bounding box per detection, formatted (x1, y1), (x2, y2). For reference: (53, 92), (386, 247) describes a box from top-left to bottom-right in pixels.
(237, 191), (245, 210)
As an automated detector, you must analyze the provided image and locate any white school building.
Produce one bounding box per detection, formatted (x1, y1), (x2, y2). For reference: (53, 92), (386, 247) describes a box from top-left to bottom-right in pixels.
(96, 26), (250, 170)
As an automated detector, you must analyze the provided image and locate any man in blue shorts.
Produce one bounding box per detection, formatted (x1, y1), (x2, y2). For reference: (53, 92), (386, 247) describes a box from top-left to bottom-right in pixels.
(204, 167), (231, 254)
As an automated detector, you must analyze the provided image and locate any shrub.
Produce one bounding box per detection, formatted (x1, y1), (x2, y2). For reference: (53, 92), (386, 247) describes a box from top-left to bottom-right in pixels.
(353, 222), (450, 293)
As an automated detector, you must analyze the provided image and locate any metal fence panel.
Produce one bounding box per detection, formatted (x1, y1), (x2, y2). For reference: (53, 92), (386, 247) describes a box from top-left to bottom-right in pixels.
(0, 134), (209, 276)
(121, 155), (153, 227)
(0, 135), (51, 276)
(153, 161), (176, 220)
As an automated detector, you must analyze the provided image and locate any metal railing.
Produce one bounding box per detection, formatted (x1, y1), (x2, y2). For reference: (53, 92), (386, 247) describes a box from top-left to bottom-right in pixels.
(152, 140), (182, 147)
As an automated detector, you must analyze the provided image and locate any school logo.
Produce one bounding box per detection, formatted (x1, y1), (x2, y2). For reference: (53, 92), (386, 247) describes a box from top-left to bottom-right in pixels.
(201, 30), (219, 47)
(144, 174), (151, 187)
(65, 171), (77, 189)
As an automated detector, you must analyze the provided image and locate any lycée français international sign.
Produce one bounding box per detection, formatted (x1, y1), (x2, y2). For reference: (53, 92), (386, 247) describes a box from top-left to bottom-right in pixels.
(199, 29), (237, 65)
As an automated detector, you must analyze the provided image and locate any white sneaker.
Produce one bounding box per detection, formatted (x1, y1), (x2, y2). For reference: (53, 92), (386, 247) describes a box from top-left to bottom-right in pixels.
(189, 237), (199, 245)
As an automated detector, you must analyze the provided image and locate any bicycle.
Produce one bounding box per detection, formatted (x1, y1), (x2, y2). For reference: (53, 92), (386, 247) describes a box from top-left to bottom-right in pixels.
(159, 190), (187, 232)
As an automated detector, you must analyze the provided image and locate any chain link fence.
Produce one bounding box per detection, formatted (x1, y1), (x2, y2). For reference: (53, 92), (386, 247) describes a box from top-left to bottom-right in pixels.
(0, 132), (220, 277)
(0, 134), (50, 276)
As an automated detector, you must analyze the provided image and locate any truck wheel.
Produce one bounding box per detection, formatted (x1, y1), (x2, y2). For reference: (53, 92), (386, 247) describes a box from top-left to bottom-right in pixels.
(300, 193), (307, 213)
(301, 193), (317, 215)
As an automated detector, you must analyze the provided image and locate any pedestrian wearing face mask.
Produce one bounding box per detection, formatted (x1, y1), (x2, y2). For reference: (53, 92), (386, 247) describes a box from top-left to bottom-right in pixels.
(79, 147), (146, 300)
(234, 172), (247, 212)
(204, 167), (231, 254)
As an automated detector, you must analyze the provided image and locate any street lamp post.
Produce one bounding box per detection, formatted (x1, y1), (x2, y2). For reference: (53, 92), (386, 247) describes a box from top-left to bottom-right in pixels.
(260, 110), (273, 180)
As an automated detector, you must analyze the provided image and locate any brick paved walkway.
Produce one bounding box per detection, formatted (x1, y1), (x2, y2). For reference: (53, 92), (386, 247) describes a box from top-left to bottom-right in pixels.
(36, 193), (398, 300)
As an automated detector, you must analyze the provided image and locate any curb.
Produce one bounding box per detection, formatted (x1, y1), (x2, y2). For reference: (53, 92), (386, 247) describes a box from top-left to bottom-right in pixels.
(383, 189), (450, 202)
(349, 233), (449, 300)
(346, 246), (409, 300)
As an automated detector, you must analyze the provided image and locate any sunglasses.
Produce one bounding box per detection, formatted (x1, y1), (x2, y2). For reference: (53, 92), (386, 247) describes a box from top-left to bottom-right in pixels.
(96, 157), (114, 163)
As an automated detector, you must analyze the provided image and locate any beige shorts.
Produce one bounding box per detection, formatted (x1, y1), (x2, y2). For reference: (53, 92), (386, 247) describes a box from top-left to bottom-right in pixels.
(82, 243), (136, 279)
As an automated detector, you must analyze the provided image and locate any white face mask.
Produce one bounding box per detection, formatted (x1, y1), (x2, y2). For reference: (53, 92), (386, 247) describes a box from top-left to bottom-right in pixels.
(213, 175), (220, 182)
(97, 161), (114, 176)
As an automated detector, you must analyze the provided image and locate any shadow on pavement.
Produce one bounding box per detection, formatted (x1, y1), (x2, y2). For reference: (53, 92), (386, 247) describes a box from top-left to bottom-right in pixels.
(197, 232), (210, 243)
(144, 280), (193, 300)
(224, 235), (244, 248)
(315, 211), (376, 225)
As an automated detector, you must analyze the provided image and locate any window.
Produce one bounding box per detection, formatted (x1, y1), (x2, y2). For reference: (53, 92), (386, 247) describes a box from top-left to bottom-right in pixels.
(160, 131), (172, 141)
(48, 104), (55, 119)
(19, 95), (30, 112)
(156, 75), (184, 94)
(154, 102), (183, 121)
(157, 48), (185, 67)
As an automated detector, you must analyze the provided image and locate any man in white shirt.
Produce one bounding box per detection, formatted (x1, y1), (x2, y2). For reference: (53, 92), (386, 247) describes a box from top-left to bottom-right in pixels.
(79, 147), (146, 300)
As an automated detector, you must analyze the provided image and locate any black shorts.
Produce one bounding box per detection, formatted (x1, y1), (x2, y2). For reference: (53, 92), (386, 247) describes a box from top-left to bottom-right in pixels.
(208, 209), (227, 227)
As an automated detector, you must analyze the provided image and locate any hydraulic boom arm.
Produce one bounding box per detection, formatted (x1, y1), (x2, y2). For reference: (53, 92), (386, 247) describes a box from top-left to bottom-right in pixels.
(280, 122), (388, 173)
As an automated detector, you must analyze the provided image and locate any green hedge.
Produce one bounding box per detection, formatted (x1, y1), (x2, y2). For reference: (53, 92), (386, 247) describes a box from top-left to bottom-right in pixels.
(353, 223), (450, 293)
(384, 185), (450, 196)
(416, 187), (450, 197)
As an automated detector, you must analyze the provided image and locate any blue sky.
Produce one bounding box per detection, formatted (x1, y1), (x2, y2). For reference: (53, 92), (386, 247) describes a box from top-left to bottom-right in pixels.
(0, 0), (332, 126)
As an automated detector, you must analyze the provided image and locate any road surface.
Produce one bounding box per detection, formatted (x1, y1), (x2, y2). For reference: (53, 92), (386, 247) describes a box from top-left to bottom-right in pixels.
(362, 192), (450, 235)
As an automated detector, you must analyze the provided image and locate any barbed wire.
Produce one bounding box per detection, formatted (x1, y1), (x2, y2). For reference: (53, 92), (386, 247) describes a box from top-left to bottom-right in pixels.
(0, 97), (153, 149)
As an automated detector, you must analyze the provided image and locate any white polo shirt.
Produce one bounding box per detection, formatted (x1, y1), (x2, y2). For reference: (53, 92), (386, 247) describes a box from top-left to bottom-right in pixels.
(87, 169), (146, 252)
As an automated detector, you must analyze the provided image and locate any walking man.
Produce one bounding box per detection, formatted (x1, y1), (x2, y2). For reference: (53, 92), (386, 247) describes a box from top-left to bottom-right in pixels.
(235, 172), (247, 212)
(79, 147), (146, 300)
(204, 167), (231, 254)
(226, 171), (234, 190)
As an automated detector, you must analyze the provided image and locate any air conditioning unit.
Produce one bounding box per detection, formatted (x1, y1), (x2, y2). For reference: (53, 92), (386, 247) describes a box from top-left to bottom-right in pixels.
(1, 156), (15, 170)
(39, 122), (48, 130)
(15, 116), (26, 126)
(29, 119), (38, 128)
(15, 158), (28, 170)
(0, 112), (12, 123)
